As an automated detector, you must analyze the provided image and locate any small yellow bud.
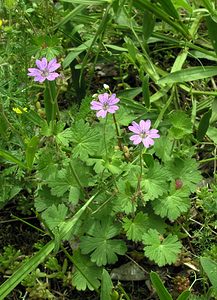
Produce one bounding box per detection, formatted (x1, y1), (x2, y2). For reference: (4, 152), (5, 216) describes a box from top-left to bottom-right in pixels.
(13, 107), (27, 114)
(35, 101), (41, 110)
(38, 109), (45, 118)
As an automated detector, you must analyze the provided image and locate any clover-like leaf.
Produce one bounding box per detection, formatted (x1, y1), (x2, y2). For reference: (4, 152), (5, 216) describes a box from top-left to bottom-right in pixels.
(153, 136), (173, 162)
(46, 160), (91, 198)
(166, 158), (202, 193)
(114, 180), (137, 214)
(72, 250), (102, 291)
(123, 210), (166, 242)
(80, 218), (127, 266)
(41, 203), (68, 230)
(142, 162), (170, 201)
(34, 186), (62, 212)
(70, 120), (101, 160)
(56, 128), (73, 147)
(169, 111), (192, 139)
(152, 187), (190, 221)
(143, 229), (182, 267)
(123, 212), (149, 242)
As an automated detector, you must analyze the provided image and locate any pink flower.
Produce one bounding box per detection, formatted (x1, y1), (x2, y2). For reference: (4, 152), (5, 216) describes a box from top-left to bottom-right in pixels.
(90, 93), (120, 118)
(128, 120), (160, 148)
(28, 57), (60, 83)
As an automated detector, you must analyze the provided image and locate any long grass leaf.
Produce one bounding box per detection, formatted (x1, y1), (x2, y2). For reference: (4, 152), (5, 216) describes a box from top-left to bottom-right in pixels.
(134, 0), (190, 39)
(0, 189), (102, 299)
(100, 269), (113, 300)
(0, 241), (55, 300)
(157, 0), (180, 20)
(142, 10), (155, 42)
(63, 38), (94, 68)
(201, 0), (217, 22)
(150, 271), (173, 300)
(200, 257), (217, 292)
(80, 3), (112, 85)
(176, 290), (190, 300)
(158, 66), (217, 85)
(197, 109), (212, 141)
(0, 150), (27, 169)
(54, 4), (85, 29)
(25, 136), (39, 170)
(61, 0), (108, 4)
(206, 16), (217, 55)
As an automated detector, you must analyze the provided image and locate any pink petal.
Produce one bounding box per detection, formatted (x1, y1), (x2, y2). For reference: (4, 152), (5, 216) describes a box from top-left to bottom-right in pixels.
(34, 76), (46, 83)
(46, 72), (59, 81)
(142, 137), (154, 148)
(108, 105), (119, 113)
(96, 109), (107, 118)
(98, 93), (109, 104)
(130, 135), (142, 145)
(148, 129), (160, 139)
(36, 58), (47, 70)
(90, 101), (103, 110)
(28, 68), (41, 76)
(128, 121), (141, 134)
(48, 58), (61, 72)
(139, 120), (151, 132)
(149, 129), (158, 134)
(108, 94), (120, 105)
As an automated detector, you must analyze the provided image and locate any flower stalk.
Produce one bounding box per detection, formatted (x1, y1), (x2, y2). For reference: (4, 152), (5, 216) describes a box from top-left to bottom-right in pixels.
(28, 57), (61, 133)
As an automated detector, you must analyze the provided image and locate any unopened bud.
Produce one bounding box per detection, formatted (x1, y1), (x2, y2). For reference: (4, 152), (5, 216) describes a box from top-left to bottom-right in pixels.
(103, 84), (110, 90)
(175, 179), (183, 190)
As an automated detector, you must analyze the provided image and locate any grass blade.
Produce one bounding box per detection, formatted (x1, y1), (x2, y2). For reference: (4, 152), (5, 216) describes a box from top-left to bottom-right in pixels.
(157, 0), (180, 20)
(0, 190), (101, 299)
(150, 271), (173, 300)
(0, 150), (27, 169)
(0, 241), (55, 300)
(197, 109), (212, 141)
(25, 136), (39, 170)
(134, 0), (190, 39)
(61, 0), (108, 4)
(200, 257), (217, 292)
(63, 38), (94, 69)
(158, 66), (217, 85)
(176, 290), (190, 300)
(206, 16), (217, 55)
(53, 4), (85, 29)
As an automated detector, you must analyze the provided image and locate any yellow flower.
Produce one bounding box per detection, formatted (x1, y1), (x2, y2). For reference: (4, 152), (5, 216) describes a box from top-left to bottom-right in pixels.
(13, 107), (28, 114)
(0, 20), (2, 27)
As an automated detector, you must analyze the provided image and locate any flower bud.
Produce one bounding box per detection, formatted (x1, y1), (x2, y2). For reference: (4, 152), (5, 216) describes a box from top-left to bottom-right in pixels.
(103, 84), (110, 90)
(175, 179), (183, 190)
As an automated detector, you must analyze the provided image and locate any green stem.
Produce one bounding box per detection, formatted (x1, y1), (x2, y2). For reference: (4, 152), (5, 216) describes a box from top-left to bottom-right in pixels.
(117, 283), (131, 300)
(112, 114), (123, 150)
(47, 82), (56, 132)
(154, 87), (175, 128)
(69, 162), (87, 197)
(137, 146), (143, 194)
(199, 157), (217, 163)
(61, 245), (99, 293)
(104, 115), (108, 161)
(0, 101), (24, 145)
(11, 214), (45, 234)
(131, 146), (144, 216)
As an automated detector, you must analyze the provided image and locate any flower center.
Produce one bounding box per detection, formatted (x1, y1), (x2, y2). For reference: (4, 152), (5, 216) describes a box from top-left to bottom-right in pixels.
(103, 103), (109, 110)
(41, 68), (49, 77)
(140, 132), (148, 139)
